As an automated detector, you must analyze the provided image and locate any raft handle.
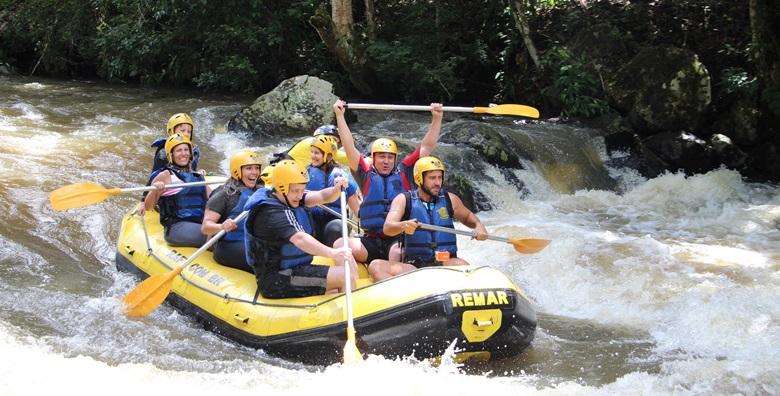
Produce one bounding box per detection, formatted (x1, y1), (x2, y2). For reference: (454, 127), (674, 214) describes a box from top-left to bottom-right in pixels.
(233, 313), (250, 324)
(473, 318), (494, 327)
(123, 245), (135, 256)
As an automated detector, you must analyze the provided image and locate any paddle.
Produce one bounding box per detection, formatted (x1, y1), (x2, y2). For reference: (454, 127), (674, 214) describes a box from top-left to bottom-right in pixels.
(345, 103), (540, 119)
(50, 179), (226, 211)
(318, 203), (548, 254)
(317, 204), (361, 230)
(122, 210), (249, 317)
(339, 191), (363, 364)
(417, 223), (550, 254)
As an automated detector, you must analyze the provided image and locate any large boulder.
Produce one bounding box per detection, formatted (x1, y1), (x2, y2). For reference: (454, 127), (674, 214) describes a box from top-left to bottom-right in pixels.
(606, 47), (711, 134)
(228, 75), (337, 137)
(440, 121), (526, 168)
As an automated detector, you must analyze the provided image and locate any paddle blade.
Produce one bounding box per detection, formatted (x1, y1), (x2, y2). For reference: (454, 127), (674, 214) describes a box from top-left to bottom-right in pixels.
(122, 269), (181, 317)
(510, 238), (551, 254)
(343, 326), (364, 365)
(49, 182), (121, 211)
(474, 104), (540, 118)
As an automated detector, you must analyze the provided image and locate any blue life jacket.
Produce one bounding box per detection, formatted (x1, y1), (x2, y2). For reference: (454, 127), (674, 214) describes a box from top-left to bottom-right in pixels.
(221, 187), (254, 243)
(402, 190), (457, 262)
(150, 137), (200, 178)
(243, 188), (314, 271)
(157, 167), (207, 227)
(307, 165), (357, 222)
(359, 167), (408, 235)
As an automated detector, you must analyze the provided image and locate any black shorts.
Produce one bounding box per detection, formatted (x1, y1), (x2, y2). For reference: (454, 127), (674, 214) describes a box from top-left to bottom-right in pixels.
(405, 252), (458, 269)
(360, 235), (399, 263)
(405, 258), (439, 269)
(259, 264), (329, 299)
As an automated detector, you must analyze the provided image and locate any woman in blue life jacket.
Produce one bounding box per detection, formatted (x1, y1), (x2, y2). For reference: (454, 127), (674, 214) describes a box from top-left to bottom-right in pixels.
(306, 134), (360, 247)
(200, 150), (262, 272)
(332, 99), (443, 265)
(149, 113), (201, 178)
(367, 156), (489, 281)
(138, 133), (210, 248)
(244, 160), (356, 299)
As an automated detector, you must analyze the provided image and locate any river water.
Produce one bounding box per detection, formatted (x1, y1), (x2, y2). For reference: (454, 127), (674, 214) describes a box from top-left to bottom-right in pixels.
(1, 75), (778, 395)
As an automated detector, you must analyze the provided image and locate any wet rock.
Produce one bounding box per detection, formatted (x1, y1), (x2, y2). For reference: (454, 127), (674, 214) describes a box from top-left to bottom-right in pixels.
(606, 47), (711, 134)
(228, 75), (337, 137)
(445, 174), (492, 213)
(441, 122), (526, 168)
(709, 133), (749, 171)
(643, 131), (716, 174)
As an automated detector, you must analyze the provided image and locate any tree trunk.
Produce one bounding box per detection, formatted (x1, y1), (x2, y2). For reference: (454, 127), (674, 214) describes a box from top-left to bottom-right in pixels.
(749, 0), (780, 129)
(364, 0), (376, 42)
(510, 0), (542, 71)
(310, 1), (373, 95)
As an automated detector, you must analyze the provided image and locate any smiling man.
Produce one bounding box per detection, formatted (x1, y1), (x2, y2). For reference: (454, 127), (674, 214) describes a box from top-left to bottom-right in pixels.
(367, 156), (488, 281)
(332, 99), (443, 266)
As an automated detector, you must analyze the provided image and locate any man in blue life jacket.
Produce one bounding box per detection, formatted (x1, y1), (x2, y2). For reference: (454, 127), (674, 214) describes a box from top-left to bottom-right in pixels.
(332, 99), (443, 265)
(244, 160), (356, 299)
(367, 156), (488, 281)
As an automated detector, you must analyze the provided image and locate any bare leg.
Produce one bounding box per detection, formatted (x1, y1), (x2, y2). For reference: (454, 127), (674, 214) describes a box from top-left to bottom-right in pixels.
(444, 257), (470, 266)
(368, 259), (417, 281)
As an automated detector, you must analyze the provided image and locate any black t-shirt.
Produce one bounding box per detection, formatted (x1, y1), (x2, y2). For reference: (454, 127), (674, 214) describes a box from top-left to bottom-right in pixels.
(250, 193), (308, 248)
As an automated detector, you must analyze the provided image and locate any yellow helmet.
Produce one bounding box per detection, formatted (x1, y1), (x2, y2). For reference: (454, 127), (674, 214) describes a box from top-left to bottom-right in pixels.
(311, 135), (339, 160)
(271, 160), (309, 195)
(229, 150), (262, 180)
(370, 138), (398, 156)
(166, 113), (194, 136)
(413, 156), (446, 185)
(164, 133), (193, 165)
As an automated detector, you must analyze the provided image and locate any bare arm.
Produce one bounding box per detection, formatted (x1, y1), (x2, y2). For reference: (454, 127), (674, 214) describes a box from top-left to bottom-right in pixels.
(333, 99), (362, 172)
(419, 103), (443, 157)
(303, 176), (349, 207)
(382, 193), (419, 236)
(289, 231), (352, 264)
(201, 209), (237, 237)
(142, 171), (171, 212)
(450, 193), (487, 240)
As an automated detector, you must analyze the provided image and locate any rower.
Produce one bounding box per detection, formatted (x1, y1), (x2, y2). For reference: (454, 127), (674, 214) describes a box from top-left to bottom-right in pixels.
(331, 99), (443, 264)
(368, 156), (488, 281)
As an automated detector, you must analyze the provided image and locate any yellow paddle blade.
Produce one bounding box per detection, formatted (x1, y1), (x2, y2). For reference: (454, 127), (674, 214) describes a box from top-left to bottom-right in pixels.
(474, 104), (540, 118)
(509, 238), (551, 254)
(122, 268), (181, 317)
(49, 182), (121, 211)
(342, 326), (364, 365)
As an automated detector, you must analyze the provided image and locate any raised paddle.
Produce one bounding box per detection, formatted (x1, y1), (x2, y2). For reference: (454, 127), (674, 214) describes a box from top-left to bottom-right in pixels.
(345, 103), (540, 119)
(417, 223), (550, 254)
(122, 210), (249, 317)
(50, 179), (226, 211)
(339, 191), (363, 364)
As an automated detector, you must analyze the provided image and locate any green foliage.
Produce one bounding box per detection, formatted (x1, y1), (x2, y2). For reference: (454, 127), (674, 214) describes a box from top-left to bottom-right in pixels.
(541, 46), (609, 117)
(719, 67), (757, 96)
(0, 0), (98, 75)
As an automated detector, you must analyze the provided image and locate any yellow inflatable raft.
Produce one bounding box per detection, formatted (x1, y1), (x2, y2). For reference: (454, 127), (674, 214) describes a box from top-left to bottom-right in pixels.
(115, 210), (536, 365)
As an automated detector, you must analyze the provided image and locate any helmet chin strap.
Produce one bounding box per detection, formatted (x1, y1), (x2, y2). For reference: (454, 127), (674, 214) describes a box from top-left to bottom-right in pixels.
(282, 192), (293, 207)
